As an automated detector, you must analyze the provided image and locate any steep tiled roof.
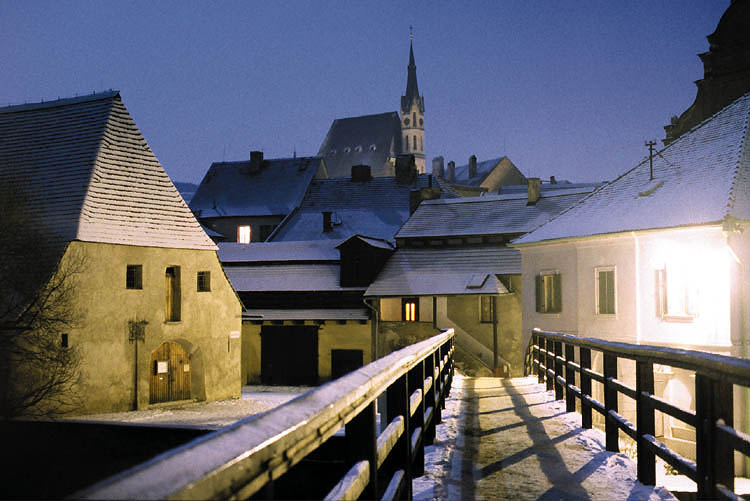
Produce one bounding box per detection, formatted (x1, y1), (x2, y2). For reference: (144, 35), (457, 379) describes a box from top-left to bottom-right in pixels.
(271, 174), (451, 242)
(189, 157), (323, 218)
(0, 91), (215, 252)
(318, 112), (402, 178)
(365, 246), (519, 297)
(515, 91), (750, 245)
(396, 188), (595, 239)
(449, 156), (526, 188)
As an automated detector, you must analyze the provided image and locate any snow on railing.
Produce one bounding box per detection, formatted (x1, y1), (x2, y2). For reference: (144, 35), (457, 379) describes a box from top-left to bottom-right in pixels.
(528, 328), (750, 500)
(74, 330), (455, 500)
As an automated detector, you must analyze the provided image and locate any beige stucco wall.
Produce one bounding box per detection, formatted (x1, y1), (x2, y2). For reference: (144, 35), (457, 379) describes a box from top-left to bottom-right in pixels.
(62, 241), (242, 415)
(241, 320), (371, 384)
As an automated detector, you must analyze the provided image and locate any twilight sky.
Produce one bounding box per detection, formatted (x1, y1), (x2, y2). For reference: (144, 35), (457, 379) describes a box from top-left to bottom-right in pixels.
(1, 1), (730, 185)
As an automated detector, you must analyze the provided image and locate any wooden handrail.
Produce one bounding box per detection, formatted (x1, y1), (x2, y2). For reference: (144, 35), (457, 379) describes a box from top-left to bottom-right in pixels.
(75, 330), (455, 500)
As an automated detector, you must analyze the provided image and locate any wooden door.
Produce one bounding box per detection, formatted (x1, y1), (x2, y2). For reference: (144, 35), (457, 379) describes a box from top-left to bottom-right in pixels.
(150, 341), (191, 403)
(261, 326), (318, 386)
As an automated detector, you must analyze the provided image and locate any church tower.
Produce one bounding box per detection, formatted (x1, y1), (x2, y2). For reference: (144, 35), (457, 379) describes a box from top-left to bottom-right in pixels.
(401, 37), (425, 173)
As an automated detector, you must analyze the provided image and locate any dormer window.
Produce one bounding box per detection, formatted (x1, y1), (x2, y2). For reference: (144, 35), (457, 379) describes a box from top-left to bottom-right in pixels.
(369, 144), (377, 151)
(238, 225), (251, 244)
(328, 148), (337, 156)
(344, 147), (351, 154)
(354, 145), (363, 152)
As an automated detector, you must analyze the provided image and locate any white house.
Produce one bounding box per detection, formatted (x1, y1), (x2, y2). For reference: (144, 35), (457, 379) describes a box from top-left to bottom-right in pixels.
(512, 91), (750, 462)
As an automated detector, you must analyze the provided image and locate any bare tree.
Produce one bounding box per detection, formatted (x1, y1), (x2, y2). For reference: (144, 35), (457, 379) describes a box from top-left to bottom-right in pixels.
(0, 185), (85, 418)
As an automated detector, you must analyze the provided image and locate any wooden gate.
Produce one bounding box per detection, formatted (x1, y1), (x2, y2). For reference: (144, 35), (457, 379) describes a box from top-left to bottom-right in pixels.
(150, 341), (191, 403)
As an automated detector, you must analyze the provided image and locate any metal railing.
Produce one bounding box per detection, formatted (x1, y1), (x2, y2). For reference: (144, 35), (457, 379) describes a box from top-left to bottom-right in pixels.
(75, 330), (455, 500)
(527, 328), (750, 500)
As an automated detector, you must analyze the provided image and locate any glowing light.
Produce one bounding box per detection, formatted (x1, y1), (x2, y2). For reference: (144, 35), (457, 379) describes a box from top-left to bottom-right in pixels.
(238, 225), (251, 244)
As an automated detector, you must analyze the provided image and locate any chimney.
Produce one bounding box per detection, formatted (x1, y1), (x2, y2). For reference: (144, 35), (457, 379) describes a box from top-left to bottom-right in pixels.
(432, 156), (445, 178)
(395, 154), (417, 184)
(351, 164), (372, 182)
(527, 177), (541, 205)
(468, 155), (477, 178)
(249, 150), (263, 174)
(409, 190), (422, 215)
(447, 161), (456, 183)
(550, 175), (557, 184)
(322, 211), (333, 233)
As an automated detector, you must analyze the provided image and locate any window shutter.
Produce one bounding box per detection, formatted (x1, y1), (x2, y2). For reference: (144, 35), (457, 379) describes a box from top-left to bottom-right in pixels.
(655, 269), (666, 317)
(535, 275), (543, 312)
(553, 273), (562, 313)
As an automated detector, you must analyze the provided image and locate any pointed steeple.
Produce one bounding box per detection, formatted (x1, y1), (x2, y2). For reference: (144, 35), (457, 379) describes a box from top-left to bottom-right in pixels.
(402, 39), (424, 113)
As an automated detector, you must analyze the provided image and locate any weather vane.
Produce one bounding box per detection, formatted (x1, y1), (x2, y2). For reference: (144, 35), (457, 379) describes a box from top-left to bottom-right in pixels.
(410, 26), (414, 40)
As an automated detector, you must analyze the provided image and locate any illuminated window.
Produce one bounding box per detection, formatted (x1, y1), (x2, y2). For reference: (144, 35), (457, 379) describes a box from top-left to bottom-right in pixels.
(480, 296), (494, 323)
(535, 272), (561, 313)
(402, 298), (419, 322)
(126, 264), (142, 289)
(596, 267), (616, 315)
(656, 265), (695, 319)
(238, 225), (251, 243)
(165, 266), (181, 322)
(197, 271), (211, 292)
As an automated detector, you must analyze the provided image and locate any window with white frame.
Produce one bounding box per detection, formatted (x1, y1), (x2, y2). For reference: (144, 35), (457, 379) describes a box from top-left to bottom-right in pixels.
(535, 271), (561, 313)
(237, 225), (251, 244)
(595, 267), (616, 315)
(655, 264), (696, 319)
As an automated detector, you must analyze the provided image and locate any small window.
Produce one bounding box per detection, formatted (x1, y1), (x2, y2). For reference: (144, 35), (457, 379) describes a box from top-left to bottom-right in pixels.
(413, 135), (417, 150)
(480, 296), (494, 323)
(165, 266), (181, 322)
(402, 298), (419, 322)
(656, 265), (695, 319)
(596, 267), (616, 315)
(126, 265), (143, 289)
(354, 145), (363, 152)
(61, 333), (69, 348)
(535, 272), (562, 313)
(344, 146), (351, 154)
(369, 144), (377, 151)
(404, 118), (410, 126)
(412, 112), (416, 124)
(404, 136), (409, 151)
(197, 271), (211, 292)
(329, 148), (337, 156)
(238, 225), (251, 244)
(419, 118), (423, 126)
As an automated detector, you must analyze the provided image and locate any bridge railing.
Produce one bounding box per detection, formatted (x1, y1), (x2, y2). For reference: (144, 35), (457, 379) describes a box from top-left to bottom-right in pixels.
(528, 328), (750, 500)
(75, 330), (454, 500)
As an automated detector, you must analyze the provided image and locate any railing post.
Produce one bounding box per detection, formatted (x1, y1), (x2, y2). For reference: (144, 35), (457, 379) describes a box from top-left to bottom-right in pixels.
(409, 361), (426, 478)
(565, 343), (575, 413)
(554, 341), (564, 401)
(387, 374), (411, 500)
(345, 401), (378, 499)
(580, 347), (592, 429)
(537, 334), (545, 385)
(603, 352), (619, 452)
(696, 375), (734, 498)
(636, 360), (655, 486)
(546, 337), (554, 392)
(425, 352), (437, 445)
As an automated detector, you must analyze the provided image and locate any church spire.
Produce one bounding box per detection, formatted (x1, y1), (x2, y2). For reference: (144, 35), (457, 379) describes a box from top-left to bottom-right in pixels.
(402, 34), (424, 114)
(400, 30), (425, 173)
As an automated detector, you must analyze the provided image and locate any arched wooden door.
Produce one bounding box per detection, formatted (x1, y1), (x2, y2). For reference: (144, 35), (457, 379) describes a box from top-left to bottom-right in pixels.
(150, 341), (191, 403)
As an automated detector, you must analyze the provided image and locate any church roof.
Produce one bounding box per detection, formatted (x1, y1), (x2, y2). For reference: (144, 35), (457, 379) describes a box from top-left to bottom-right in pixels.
(318, 112), (403, 178)
(189, 156), (323, 218)
(515, 91), (750, 245)
(0, 91), (216, 254)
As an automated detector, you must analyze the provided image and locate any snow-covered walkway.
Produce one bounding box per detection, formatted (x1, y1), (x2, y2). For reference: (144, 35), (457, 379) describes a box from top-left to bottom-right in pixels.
(415, 375), (676, 500)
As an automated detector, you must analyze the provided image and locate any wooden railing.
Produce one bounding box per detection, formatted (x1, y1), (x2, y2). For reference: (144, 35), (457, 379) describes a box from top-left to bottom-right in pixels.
(75, 330), (455, 500)
(528, 328), (750, 500)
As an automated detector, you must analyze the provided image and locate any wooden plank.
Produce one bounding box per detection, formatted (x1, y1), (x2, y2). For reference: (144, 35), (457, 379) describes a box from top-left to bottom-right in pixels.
(381, 470), (405, 501)
(323, 461), (369, 501)
(345, 401), (377, 499)
(604, 354), (619, 452)
(636, 360), (655, 486)
(643, 435), (697, 481)
(649, 394), (696, 427)
(580, 347), (592, 429)
(376, 417), (405, 468)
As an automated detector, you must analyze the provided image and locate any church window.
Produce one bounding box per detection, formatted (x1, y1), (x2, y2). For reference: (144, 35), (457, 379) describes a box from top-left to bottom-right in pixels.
(370, 144), (377, 151)
(419, 118), (423, 126)
(404, 136), (409, 151)
(420, 136), (423, 151)
(404, 118), (410, 126)
(412, 112), (416, 124)
(413, 135), (417, 150)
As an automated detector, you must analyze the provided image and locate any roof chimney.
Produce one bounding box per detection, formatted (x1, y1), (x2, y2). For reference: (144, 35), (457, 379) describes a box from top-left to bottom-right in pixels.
(432, 156), (445, 178)
(468, 155), (477, 178)
(249, 150), (263, 173)
(322, 211), (333, 233)
(351, 164), (372, 182)
(550, 175), (557, 184)
(447, 161), (456, 183)
(395, 154), (417, 184)
(409, 190), (422, 215)
(527, 177), (541, 205)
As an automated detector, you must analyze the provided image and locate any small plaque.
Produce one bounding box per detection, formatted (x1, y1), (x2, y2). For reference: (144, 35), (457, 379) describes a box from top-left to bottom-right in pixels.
(229, 331), (241, 339)
(157, 361), (168, 373)
(183, 364), (190, 372)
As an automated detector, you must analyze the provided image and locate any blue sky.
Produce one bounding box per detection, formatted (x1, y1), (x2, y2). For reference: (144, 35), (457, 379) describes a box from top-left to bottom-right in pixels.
(1, 1), (730, 184)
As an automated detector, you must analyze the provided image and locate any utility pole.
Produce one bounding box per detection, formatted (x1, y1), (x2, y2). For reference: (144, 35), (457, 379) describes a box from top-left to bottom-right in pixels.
(645, 140), (656, 181)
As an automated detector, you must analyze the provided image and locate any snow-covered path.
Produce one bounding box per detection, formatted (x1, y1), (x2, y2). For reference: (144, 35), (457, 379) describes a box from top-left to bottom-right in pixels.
(415, 375), (676, 500)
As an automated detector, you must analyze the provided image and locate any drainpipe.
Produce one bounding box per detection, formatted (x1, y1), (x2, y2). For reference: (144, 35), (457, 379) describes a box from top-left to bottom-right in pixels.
(493, 295), (499, 375)
(363, 297), (379, 361)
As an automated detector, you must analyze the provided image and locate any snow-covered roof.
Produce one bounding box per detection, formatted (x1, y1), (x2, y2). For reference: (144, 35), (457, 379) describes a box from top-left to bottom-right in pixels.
(514, 91), (750, 245)
(318, 112), (402, 178)
(189, 156), (322, 218)
(243, 309), (369, 321)
(225, 264), (363, 292)
(271, 174), (450, 242)
(451, 156), (525, 187)
(0, 91), (216, 252)
(396, 188), (595, 239)
(336, 234), (395, 251)
(218, 241), (340, 263)
(365, 246), (520, 297)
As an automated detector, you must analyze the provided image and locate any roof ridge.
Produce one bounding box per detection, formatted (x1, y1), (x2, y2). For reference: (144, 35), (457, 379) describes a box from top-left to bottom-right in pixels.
(725, 93), (750, 219)
(0, 90), (119, 114)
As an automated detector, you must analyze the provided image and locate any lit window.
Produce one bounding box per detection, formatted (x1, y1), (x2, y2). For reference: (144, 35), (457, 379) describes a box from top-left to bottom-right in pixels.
(535, 272), (561, 313)
(197, 271), (211, 292)
(596, 267), (616, 315)
(165, 266), (181, 322)
(402, 298), (419, 322)
(238, 225), (251, 243)
(126, 264), (142, 289)
(656, 265), (695, 319)
(480, 296), (494, 323)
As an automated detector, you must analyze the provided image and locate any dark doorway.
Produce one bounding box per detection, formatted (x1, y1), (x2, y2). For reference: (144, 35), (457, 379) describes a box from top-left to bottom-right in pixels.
(261, 325), (318, 385)
(331, 349), (364, 380)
